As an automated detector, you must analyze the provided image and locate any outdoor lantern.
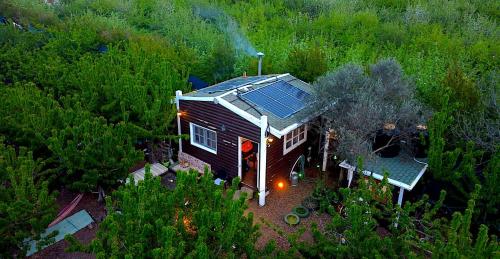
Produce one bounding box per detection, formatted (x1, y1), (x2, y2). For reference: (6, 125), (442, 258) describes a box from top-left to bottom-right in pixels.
(266, 137), (273, 147)
(277, 181), (285, 189)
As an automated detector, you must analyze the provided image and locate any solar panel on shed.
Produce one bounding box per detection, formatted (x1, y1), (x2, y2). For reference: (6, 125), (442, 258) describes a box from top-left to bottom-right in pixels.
(199, 75), (270, 93)
(241, 80), (311, 118)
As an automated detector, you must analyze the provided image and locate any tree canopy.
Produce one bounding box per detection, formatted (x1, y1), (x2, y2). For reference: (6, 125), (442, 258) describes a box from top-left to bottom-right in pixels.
(67, 169), (263, 258)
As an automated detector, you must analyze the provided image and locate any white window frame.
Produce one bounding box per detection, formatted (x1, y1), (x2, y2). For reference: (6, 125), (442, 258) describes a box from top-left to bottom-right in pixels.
(283, 125), (307, 155)
(189, 122), (217, 154)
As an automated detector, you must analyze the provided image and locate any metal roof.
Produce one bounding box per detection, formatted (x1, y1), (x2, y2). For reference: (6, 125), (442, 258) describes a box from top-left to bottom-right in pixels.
(25, 210), (94, 256)
(182, 74), (315, 134)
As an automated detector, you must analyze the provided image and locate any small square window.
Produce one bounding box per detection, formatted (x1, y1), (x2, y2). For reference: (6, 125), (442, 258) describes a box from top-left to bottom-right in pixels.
(284, 125), (307, 154)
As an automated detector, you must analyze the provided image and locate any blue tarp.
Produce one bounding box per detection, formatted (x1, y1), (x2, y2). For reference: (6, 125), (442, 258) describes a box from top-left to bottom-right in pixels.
(25, 210), (94, 256)
(188, 75), (209, 90)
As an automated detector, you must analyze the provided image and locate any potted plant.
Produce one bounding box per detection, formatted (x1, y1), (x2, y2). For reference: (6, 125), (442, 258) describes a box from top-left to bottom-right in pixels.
(284, 213), (300, 226)
(292, 205), (310, 218)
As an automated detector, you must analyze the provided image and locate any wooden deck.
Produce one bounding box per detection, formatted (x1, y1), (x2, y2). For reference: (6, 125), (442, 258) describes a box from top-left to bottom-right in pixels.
(129, 163), (168, 184)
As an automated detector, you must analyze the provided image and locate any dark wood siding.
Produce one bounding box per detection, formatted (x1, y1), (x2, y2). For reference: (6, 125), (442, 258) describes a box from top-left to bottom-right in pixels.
(179, 99), (308, 187)
(266, 133), (307, 186)
(179, 100), (260, 179)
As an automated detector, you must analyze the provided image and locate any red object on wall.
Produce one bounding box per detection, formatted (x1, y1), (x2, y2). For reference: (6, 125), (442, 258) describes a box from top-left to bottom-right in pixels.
(242, 141), (253, 153)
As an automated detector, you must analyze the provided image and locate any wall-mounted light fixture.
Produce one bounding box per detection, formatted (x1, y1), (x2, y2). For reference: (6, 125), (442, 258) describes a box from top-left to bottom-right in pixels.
(266, 137), (273, 147)
(220, 124), (226, 132)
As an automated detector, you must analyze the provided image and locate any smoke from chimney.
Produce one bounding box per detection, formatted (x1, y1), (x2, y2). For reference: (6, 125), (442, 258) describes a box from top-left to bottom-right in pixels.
(257, 52), (264, 76)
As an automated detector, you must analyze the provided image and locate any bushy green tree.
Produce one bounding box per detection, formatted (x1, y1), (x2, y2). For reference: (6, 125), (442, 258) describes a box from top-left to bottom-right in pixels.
(67, 169), (261, 258)
(285, 44), (328, 83)
(430, 186), (499, 258)
(0, 138), (57, 257)
(288, 165), (498, 258)
(196, 40), (237, 84)
(47, 109), (142, 191)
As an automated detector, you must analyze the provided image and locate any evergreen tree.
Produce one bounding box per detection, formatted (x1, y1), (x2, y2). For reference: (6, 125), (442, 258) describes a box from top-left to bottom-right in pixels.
(47, 108), (142, 191)
(430, 185), (498, 258)
(67, 169), (261, 258)
(0, 137), (57, 257)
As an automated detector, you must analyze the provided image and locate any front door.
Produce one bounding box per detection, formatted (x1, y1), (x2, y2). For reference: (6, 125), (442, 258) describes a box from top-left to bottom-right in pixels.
(238, 137), (259, 189)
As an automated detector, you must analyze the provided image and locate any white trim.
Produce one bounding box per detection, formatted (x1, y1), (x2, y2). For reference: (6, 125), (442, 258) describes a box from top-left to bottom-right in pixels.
(217, 73), (290, 99)
(178, 73), (319, 139)
(283, 125), (307, 155)
(397, 187), (405, 206)
(322, 129), (330, 172)
(408, 164), (428, 190)
(216, 97), (283, 137)
(258, 115), (268, 207)
(238, 137), (242, 179)
(189, 123), (217, 154)
(175, 91), (183, 153)
(178, 96), (215, 102)
(339, 160), (428, 191)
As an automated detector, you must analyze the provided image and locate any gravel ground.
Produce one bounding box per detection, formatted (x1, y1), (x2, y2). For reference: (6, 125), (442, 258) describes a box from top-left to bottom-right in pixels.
(29, 190), (106, 259)
(245, 178), (332, 251)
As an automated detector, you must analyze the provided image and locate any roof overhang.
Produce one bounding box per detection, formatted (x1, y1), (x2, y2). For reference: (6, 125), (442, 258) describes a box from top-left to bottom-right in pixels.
(176, 73), (315, 138)
(339, 160), (428, 191)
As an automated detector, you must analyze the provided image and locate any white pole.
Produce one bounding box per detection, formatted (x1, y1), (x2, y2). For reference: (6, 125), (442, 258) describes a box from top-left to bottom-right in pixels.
(322, 129), (330, 171)
(237, 137), (242, 179)
(175, 90), (183, 153)
(258, 115), (268, 206)
(395, 187), (405, 228)
(347, 168), (354, 188)
(397, 187), (405, 206)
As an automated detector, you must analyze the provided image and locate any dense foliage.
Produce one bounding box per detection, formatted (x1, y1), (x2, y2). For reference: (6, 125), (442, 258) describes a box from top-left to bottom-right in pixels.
(287, 169), (498, 258)
(0, 138), (57, 257)
(67, 169), (262, 258)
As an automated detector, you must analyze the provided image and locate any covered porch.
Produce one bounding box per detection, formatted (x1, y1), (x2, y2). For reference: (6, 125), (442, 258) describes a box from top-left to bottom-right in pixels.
(339, 154), (428, 206)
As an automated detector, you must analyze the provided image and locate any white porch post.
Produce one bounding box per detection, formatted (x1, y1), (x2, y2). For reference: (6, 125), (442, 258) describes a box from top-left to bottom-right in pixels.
(175, 90), (183, 153)
(397, 187), (405, 206)
(394, 187), (405, 228)
(322, 129), (330, 172)
(347, 168), (354, 188)
(258, 115), (268, 206)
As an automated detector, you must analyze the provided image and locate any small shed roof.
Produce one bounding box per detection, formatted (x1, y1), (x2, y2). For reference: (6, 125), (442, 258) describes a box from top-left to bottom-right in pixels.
(129, 163), (168, 184)
(25, 210), (94, 256)
(339, 155), (428, 191)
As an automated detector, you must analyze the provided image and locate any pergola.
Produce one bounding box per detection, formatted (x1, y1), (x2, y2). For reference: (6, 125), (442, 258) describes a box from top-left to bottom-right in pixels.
(339, 154), (428, 206)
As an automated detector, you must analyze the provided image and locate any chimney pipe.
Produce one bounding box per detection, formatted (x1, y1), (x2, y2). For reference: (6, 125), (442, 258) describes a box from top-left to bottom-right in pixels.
(257, 52), (264, 76)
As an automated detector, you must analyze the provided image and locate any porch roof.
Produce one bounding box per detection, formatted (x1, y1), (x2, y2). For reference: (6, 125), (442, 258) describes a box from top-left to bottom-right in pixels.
(339, 154), (428, 191)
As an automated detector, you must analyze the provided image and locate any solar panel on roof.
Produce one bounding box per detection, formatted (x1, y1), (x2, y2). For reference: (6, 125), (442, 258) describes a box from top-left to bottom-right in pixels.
(199, 75), (271, 93)
(241, 80), (311, 118)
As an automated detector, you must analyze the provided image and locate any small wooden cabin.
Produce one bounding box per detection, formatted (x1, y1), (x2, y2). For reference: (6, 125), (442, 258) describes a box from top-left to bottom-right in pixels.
(175, 74), (315, 206)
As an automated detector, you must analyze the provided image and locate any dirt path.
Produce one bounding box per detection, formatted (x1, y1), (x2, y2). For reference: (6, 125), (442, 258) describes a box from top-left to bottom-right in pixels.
(245, 179), (331, 251)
